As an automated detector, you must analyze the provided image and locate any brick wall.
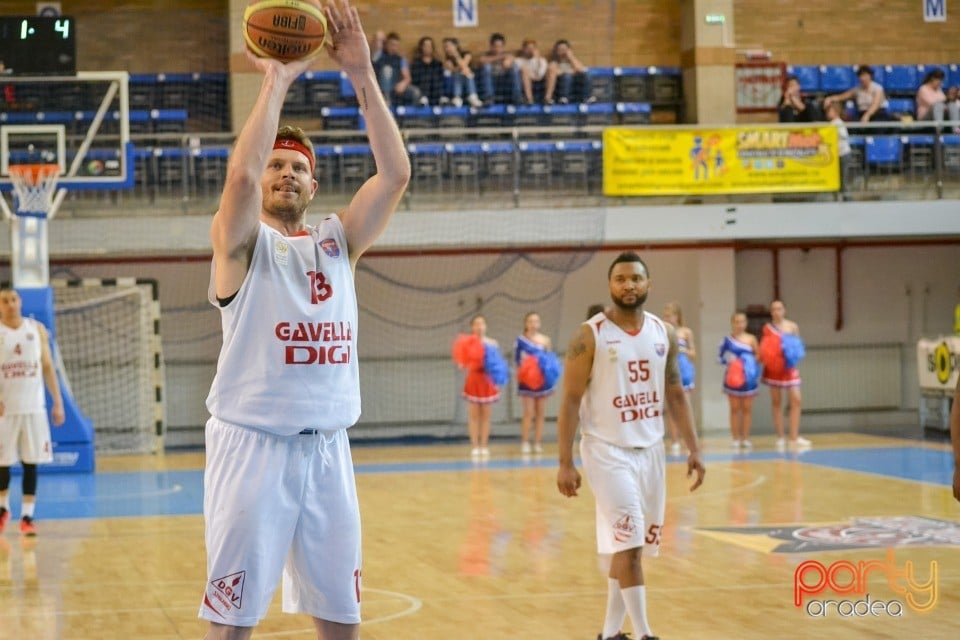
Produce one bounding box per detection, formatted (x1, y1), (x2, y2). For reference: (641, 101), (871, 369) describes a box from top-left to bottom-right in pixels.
(735, 0), (960, 65)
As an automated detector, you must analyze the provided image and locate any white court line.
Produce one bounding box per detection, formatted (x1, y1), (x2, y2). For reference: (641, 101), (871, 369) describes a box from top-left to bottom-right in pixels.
(41, 484), (184, 502)
(671, 467), (767, 501)
(0, 589), (422, 623)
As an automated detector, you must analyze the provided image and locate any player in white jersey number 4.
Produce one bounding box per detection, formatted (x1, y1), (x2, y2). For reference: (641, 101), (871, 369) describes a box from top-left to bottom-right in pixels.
(200, 1), (410, 639)
(557, 252), (705, 640)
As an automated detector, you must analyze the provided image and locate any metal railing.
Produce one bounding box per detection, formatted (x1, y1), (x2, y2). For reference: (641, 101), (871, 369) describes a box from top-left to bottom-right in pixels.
(52, 121), (960, 216)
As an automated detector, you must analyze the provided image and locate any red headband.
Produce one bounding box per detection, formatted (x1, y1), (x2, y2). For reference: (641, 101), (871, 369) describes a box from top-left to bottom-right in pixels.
(273, 138), (315, 174)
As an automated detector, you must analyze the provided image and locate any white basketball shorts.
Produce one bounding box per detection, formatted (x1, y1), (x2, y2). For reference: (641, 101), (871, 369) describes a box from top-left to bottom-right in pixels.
(199, 418), (362, 627)
(580, 434), (666, 556)
(0, 413), (53, 466)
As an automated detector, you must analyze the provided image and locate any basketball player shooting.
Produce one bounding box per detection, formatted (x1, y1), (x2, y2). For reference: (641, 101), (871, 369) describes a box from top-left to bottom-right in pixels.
(199, 1), (409, 639)
(556, 252), (705, 640)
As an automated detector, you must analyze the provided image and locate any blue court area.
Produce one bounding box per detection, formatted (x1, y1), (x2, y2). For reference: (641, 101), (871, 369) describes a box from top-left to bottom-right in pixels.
(5, 444), (954, 521)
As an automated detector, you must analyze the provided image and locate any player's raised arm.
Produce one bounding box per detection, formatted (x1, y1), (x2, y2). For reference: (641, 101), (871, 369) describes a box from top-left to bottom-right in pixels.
(557, 323), (594, 497)
(211, 51), (315, 296)
(664, 324), (704, 491)
(325, 0), (410, 263)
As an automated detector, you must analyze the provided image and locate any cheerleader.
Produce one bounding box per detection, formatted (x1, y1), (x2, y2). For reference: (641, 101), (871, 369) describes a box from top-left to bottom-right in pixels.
(514, 312), (559, 454)
(454, 315), (504, 458)
(662, 302), (696, 455)
(759, 300), (809, 450)
(718, 312), (759, 449)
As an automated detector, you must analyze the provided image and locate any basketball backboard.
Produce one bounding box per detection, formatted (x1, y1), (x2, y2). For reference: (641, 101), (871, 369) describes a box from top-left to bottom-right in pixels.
(0, 71), (133, 192)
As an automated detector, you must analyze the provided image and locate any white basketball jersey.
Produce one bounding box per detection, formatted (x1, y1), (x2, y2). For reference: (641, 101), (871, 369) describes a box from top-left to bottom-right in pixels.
(0, 318), (46, 415)
(579, 311), (669, 448)
(206, 217), (360, 435)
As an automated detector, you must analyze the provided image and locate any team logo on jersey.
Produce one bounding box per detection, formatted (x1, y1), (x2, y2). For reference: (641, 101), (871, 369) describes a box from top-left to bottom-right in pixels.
(321, 238), (341, 258)
(613, 514), (638, 543)
(655, 343), (666, 356)
(207, 570), (246, 612)
(273, 239), (290, 266)
(26, 333), (34, 341)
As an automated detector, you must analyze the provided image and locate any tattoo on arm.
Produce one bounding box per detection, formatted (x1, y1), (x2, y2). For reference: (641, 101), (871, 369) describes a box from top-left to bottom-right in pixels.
(361, 86), (369, 112)
(566, 337), (587, 362)
(665, 328), (682, 385)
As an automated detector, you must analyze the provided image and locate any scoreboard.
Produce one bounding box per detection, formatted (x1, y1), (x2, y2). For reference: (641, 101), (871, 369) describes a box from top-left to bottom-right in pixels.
(0, 16), (76, 76)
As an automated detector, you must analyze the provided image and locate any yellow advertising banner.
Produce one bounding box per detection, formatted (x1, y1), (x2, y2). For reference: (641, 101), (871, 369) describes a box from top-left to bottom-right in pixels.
(603, 126), (840, 196)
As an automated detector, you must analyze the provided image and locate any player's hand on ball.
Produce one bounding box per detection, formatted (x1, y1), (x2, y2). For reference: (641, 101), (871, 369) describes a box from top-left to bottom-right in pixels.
(557, 464), (581, 497)
(687, 452), (705, 492)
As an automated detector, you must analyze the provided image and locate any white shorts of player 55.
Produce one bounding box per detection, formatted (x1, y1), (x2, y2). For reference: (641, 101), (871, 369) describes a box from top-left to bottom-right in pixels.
(0, 413), (53, 466)
(199, 418), (362, 627)
(580, 435), (666, 556)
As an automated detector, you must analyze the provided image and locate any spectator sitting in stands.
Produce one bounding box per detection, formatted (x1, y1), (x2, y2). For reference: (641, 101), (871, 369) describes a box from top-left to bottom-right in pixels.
(545, 40), (594, 105)
(371, 31), (422, 107)
(516, 39), (548, 105)
(823, 65), (889, 123)
(411, 37), (444, 107)
(916, 68), (960, 123)
(778, 75), (820, 122)
(477, 33), (523, 105)
(442, 37), (483, 108)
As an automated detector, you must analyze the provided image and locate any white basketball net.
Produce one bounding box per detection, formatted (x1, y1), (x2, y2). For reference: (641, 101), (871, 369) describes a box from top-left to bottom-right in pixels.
(9, 164), (60, 216)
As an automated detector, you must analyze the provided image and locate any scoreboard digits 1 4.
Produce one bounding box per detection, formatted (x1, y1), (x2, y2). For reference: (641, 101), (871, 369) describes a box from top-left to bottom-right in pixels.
(0, 16), (77, 76)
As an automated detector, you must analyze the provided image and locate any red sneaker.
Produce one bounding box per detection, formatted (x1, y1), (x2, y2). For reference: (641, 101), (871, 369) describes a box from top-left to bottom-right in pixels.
(0, 507), (8, 533)
(20, 516), (37, 537)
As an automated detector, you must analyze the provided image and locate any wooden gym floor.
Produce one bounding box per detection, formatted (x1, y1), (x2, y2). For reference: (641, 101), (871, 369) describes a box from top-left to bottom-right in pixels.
(0, 432), (957, 639)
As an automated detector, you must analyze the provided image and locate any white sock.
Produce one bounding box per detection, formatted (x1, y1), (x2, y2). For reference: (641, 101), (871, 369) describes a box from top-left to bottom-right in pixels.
(621, 585), (652, 638)
(22, 502), (35, 519)
(601, 578), (627, 638)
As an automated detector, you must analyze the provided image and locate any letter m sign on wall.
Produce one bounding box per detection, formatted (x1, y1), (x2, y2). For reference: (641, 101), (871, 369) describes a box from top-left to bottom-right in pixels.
(453, 0), (479, 27)
(925, 0), (946, 22)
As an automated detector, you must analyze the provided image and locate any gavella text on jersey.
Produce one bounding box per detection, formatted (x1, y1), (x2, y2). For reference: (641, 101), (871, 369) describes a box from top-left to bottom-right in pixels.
(275, 321), (354, 365)
(613, 390), (661, 422)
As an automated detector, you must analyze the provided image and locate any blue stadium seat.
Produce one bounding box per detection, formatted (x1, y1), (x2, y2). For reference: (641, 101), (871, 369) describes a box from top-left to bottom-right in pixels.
(950, 64), (959, 88)
(587, 67), (615, 103)
(886, 98), (915, 117)
(786, 65), (820, 92)
(407, 143), (446, 190)
(321, 106), (360, 131)
(580, 102), (614, 126)
(542, 104), (579, 127)
(614, 67), (649, 101)
(882, 65), (918, 93)
(472, 104), (512, 128)
(339, 71), (356, 100)
(513, 104), (544, 127)
(395, 106), (439, 129)
(616, 102), (652, 125)
(304, 71), (342, 106)
(437, 106), (471, 129)
(865, 136), (902, 165)
(820, 65), (854, 92)
(518, 140), (555, 186)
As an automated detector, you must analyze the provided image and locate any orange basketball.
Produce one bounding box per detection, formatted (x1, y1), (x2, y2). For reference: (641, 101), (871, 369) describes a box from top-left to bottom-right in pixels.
(243, 0), (328, 62)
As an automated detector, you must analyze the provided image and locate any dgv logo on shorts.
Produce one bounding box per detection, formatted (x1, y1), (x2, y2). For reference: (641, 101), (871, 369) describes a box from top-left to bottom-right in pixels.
(206, 570), (246, 615)
(613, 514), (637, 543)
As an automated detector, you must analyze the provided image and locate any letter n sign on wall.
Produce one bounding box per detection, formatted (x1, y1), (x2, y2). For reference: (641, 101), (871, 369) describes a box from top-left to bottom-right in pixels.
(453, 0), (479, 27)
(924, 0), (946, 21)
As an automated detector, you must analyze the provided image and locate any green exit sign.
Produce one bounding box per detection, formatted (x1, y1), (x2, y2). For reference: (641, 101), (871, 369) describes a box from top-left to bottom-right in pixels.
(705, 14), (726, 24)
